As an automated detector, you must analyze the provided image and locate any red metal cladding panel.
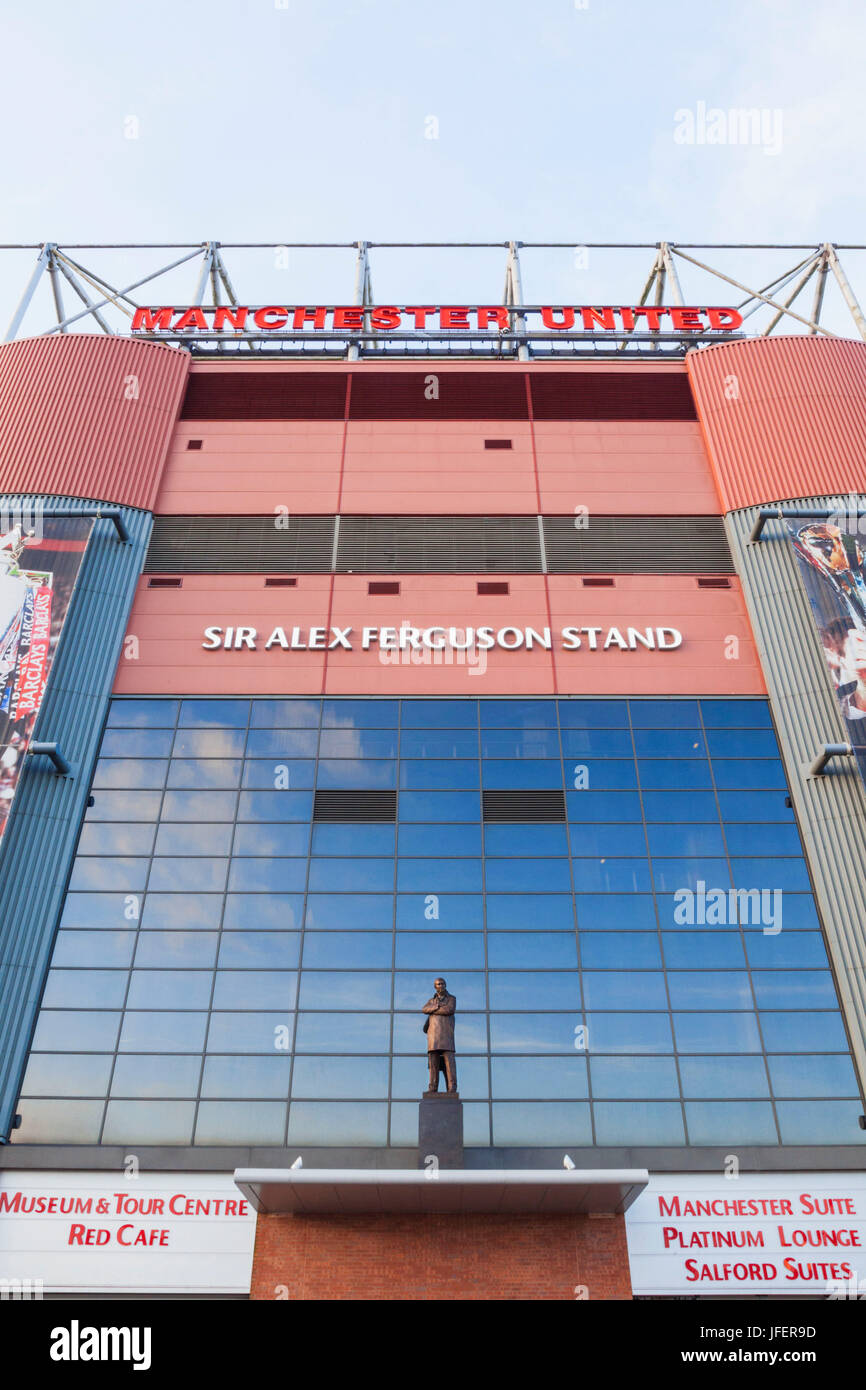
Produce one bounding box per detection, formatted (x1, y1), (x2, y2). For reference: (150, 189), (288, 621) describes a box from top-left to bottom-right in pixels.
(686, 336), (866, 512)
(0, 335), (190, 510)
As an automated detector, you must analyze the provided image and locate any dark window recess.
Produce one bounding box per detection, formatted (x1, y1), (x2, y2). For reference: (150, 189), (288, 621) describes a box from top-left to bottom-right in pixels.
(368, 581), (400, 595)
(145, 516), (335, 574)
(181, 371), (348, 421)
(582, 576), (615, 587)
(313, 790), (397, 822)
(477, 581), (510, 595)
(337, 517), (541, 574)
(529, 371), (697, 421)
(482, 790), (567, 822)
(186, 439), (203, 450)
(697, 576), (732, 589)
(265, 576), (298, 587)
(147, 576), (182, 588)
(484, 439), (513, 450)
(349, 372), (529, 421)
(543, 516), (734, 575)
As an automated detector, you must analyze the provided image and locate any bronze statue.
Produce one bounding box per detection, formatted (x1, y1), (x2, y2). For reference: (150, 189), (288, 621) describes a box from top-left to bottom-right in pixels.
(422, 977), (457, 1093)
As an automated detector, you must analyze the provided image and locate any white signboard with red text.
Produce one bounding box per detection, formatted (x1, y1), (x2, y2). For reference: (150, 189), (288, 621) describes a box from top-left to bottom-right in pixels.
(626, 1173), (866, 1297)
(0, 1171), (256, 1294)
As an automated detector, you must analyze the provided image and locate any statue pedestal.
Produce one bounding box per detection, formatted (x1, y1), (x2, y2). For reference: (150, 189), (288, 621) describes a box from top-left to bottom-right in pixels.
(418, 1092), (463, 1170)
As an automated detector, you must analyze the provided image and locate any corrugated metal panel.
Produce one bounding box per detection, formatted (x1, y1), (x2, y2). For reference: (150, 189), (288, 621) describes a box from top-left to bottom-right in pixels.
(337, 516), (542, 574)
(0, 336), (189, 512)
(182, 371), (347, 419)
(530, 371), (696, 420)
(726, 501), (866, 1100)
(544, 516), (734, 574)
(0, 497), (150, 1138)
(145, 515), (335, 573)
(687, 337), (866, 512)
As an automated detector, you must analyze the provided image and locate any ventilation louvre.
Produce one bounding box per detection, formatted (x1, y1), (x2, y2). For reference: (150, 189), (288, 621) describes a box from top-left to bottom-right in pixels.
(145, 516), (334, 573)
(482, 790), (566, 822)
(313, 790), (397, 822)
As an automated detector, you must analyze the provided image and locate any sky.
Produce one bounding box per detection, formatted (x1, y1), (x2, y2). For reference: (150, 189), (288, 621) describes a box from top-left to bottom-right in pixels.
(0, 0), (864, 336)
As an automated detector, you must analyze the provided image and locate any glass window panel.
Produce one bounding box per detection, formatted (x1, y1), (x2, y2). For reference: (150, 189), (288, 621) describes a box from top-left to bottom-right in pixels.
(211, 972), (298, 1010)
(392, 1012), (487, 1054)
(566, 791), (643, 822)
(397, 859), (482, 893)
(108, 699), (179, 728)
(717, 790), (793, 822)
(318, 729), (397, 758)
(486, 933), (578, 968)
(227, 859), (306, 893)
(638, 760), (712, 790)
(110, 1055), (201, 1098)
(223, 894), (303, 930)
(395, 934), (484, 969)
(302, 934), (392, 968)
(700, 699), (772, 727)
(134, 933), (217, 968)
(569, 824), (646, 856)
(679, 1056), (770, 1099)
(305, 895), (393, 930)
(480, 730), (560, 758)
(298, 972), (391, 1010)
(201, 1055), (291, 1099)
(560, 729), (634, 757)
(42, 970), (128, 1009)
(755, 895), (821, 932)
(178, 699), (249, 727)
(218, 933), (300, 969)
(769, 1054), (860, 1098)
(662, 933), (746, 969)
(119, 1013), (208, 1052)
(250, 698), (321, 728)
(760, 1012), (850, 1053)
(12, 1100), (104, 1144)
(294, 1014), (389, 1053)
(634, 729), (707, 757)
(85, 790), (162, 821)
(61, 894), (143, 929)
(651, 859), (731, 894)
(291, 1056), (389, 1099)
(194, 1102), (286, 1146)
(397, 791), (481, 821)
(91, 760), (167, 790)
(731, 859), (810, 892)
(590, 1056), (680, 1099)
(149, 858), (229, 892)
(489, 1015), (579, 1055)
(630, 699), (700, 727)
(400, 699), (477, 727)
(393, 972), (486, 1011)
(21, 1053), (113, 1098)
(399, 761), (479, 790)
(168, 759), (242, 789)
(667, 972), (753, 1010)
(126, 970), (214, 1008)
(172, 729), (246, 757)
(393, 1055), (489, 1100)
(244, 729), (319, 758)
(77, 823), (157, 856)
(399, 729), (479, 758)
(492, 1101), (592, 1145)
(585, 1014), (674, 1053)
(398, 824), (483, 856)
(486, 895), (575, 930)
(642, 791), (720, 822)
(206, 1013), (294, 1053)
(287, 1101), (388, 1144)
(594, 1101), (685, 1145)
(69, 858), (149, 892)
(685, 1101), (778, 1145)
(237, 791), (313, 822)
(141, 894), (223, 930)
(655, 891), (738, 930)
(752, 971), (838, 1009)
(707, 729), (780, 757)
(154, 823), (233, 856)
(558, 700), (628, 729)
(646, 824), (725, 857)
(31, 1011), (121, 1052)
(161, 790), (238, 821)
(312, 824), (394, 855)
(775, 1100), (866, 1146)
(723, 823), (802, 857)
(712, 760), (787, 790)
(673, 1012), (762, 1053)
(582, 973), (668, 1010)
(580, 935), (662, 969)
(322, 699), (398, 728)
(486, 824), (569, 856)
(575, 895), (656, 931)
(488, 972), (581, 1010)
(52, 931), (136, 968)
(308, 859), (394, 893)
(316, 759), (396, 790)
(571, 860), (651, 893)
(490, 1056), (587, 1099)
(745, 932), (829, 969)
(480, 700), (557, 729)
(484, 859), (572, 894)
(564, 760), (638, 792)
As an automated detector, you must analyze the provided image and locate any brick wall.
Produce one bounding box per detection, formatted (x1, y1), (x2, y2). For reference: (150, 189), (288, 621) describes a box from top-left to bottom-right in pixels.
(249, 1212), (633, 1301)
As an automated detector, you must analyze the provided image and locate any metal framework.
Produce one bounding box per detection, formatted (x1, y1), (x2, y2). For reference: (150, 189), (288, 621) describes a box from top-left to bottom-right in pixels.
(3, 241), (866, 357)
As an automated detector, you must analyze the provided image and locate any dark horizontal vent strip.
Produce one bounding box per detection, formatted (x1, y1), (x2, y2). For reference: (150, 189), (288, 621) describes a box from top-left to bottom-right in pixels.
(530, 371), (696, 420)
(337, 516), (541, 573)
(314, 791), (397, 822)
(543, 516), (734, 574)
(182, 372), (348, 420)
(144, 516), (334, 573)
(350, 372), (529, 420)
(482, 790), (566, 822)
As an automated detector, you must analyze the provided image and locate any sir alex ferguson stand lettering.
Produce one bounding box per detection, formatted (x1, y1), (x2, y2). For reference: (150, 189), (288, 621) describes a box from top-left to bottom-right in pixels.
(419, 978), (463, 1170)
